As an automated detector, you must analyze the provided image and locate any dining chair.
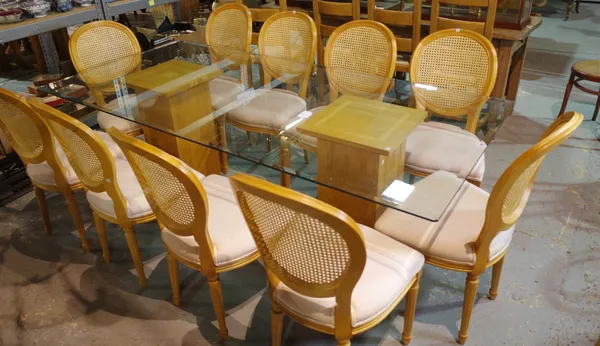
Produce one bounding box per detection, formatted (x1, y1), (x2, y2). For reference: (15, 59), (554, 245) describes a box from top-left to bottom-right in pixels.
(69, 21), (143, 137)
(280, 20), (397, 187)
(312, 0), (360, 66)
(230, 173), (425, 345)
(0, 88), (125, 251)
(27, 98), (156, 289)
(405, 28), (498, 186)
(374, 111), (583, 344)
(205, 2), (252, 103)
(215, 11), (317, 174)
(367, 0), (422, 73)
(429, 0), (498, 40)
(0, 88), (89, 250)
(108, 127), (259, 341)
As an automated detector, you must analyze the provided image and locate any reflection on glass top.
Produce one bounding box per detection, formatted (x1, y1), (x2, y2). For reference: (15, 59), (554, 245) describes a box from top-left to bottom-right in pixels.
(41, 40), (513, 222)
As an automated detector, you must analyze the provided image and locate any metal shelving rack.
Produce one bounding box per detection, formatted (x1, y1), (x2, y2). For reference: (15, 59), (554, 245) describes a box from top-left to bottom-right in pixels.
(0, 0), (181, 73)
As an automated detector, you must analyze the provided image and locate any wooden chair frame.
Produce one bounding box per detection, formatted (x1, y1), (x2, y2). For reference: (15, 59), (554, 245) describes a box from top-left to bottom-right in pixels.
(312, 0), (360, 65)
(217, 11), (317, 175)
(0, 88), (90, 251)
(409, 28), (498, 134)
(425, 111), (583, 344)
(280, 20), (397, 187)
(430, 0), (497, 40)
(367, 0), (422, 72)
(108, 127), (260, 340)
(27, 98), (156, 289)
(69, 20), (143, 136)
(230, 173), (421, 345)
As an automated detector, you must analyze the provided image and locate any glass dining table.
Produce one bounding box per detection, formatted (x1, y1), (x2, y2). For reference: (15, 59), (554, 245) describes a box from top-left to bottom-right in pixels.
(40, 40), (513, 226)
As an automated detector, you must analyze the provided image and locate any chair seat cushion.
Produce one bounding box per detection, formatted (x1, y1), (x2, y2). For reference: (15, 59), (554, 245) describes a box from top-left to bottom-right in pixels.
(209, 76), (246, 107)
(374, 171), (515, 266)
(272, 225), (424, 328)
(161, 174), (257, 267)
(86, 158), (154, 219)
(405, 122), (486, 182)
(26, 132), (123, 187)
(97, 96), (142, 134)
(285, 106), (325, 150)
(225, 89), (306, 131)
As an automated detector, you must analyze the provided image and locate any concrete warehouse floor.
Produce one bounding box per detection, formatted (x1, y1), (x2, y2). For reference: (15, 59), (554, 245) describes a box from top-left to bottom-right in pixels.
(0, 0), (599, 345)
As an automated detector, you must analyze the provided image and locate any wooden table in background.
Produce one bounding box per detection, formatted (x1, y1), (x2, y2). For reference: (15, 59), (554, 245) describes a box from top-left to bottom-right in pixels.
(126, 60), (222, 176)
(297, 95), (427, 226)
(490, 16), (542, 115)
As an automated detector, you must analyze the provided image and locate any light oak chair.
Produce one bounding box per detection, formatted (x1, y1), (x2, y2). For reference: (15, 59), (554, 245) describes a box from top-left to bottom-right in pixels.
(27, 98), (156, 289)
(367, 0), (422, 72)
(230, 173), (425, 345)
(280, 20), (397, 187)
(69, 21), (143, 137)
(406, 28), (498, 186)
(375, 111), (583, 344)
(215, 11), (317, 174)
(108, 127), (259, 341)
(0, 88), (124, 251)
(312, 0), (360, 65)
(429, 0), (497, 40)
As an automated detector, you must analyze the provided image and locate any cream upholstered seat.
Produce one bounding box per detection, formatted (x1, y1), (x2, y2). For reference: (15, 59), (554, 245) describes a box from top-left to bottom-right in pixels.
(160, 175), (257, 267)
(273, 225), (423, 328)
(285, 106), (325, 150)
(209, 76), (246, 106)
(225, 89), (307, 131)
(231, 173), (424, 346)
(375, 172), (513, 266)
(405, 122), (486, 183)
(96, 95), (142, 135)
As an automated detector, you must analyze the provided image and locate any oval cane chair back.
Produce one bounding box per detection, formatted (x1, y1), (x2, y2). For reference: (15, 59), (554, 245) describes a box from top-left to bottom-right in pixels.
(244, 0), (289, 45)
(107, 127), (216, 262)
(0, 89), (45, 165)
(473, 111), (583, 271)
(367, 0), (422, 72)
(230, 173), (367, 304)
(409, 28), (497, 131)
(429, 0), (497, 40)
(258, 11), (317, 98)
(69, 21), (141, 102)
(0, 89), (70, 186)
(27, 98), (123, 201)
(206, 3), (253, 66)
(324, 20), (397, 101)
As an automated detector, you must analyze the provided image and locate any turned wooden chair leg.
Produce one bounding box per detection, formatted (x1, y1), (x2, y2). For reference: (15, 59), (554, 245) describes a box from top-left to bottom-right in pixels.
(489, 256), (505, 300)
(402, 271), (422, 345)
(247, 130), (253, 145)
(336, 339), (351, 346)
(279, 137), (291, 188)
(271, 304), (284, 346)
(215, 118), (228, 174)
(33, 186), (52, 235)
(559, 72), (575, 115)
(93, 211), (110, 263)
(267, 135), (273, 152)
(593, 87), (600, 122)
(458, 272), (480, 345)
(123, 226), (147, 289)
(64, 190), (90, 252)
(166, 250), (180, 306)
(303, 149), (310, 164)
(207, 275), (229, 340)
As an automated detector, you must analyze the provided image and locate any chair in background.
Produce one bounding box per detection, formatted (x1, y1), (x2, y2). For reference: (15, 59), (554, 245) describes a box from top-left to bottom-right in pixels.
(429, 0), (497, 40)
(375, 111), (583, 344)
(280, 20), (397, 187)
(312, 0), (360, 65)
(27, 98), (156, 289)
(405, 28), (498, 186)
(69, 21), (143, 137)
(214, 11), (316, 174)
(0, 88), (90, 251)
(108, 127), (259, 341)
(367, 0), (422, 73)
(231, 173), (425, 346)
